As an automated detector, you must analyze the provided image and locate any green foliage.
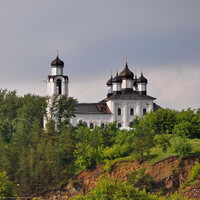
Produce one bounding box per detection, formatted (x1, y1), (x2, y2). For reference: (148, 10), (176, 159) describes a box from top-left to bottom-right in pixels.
(172, 137), (192, 159)
(103, 160), (113, 173)
(132, 120), (154, 160)
(140, 108), (177, 135)
(189, 162), (200, 181)
(127, 168), (154, 192)
(173, 121), (194, 138)
(74, 143), (97, 172)
(73, 177), (160, 200)
(50, 94), (77, 128)
(0, 88), (200, 198)
(154, 134), (171, 153)
(0, 171), (15, 197)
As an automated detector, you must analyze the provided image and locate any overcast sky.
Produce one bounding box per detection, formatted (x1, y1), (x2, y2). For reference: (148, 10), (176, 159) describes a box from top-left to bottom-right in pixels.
(0, 0), (200, 110)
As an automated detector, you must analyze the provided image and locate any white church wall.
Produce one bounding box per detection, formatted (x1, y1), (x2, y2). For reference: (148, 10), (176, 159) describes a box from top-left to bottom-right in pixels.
(122, 79), (132, 89)
(71, 114), (113, 127)
(138, 83), (146, 91)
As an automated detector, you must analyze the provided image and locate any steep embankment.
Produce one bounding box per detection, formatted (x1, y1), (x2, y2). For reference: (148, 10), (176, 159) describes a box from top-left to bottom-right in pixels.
(43, 156), (200, 199)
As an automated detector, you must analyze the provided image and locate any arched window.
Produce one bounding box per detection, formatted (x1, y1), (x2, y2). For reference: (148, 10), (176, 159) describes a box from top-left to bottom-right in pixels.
(129, 122), (133, 127)
(90, 123), (94, 129)
(118, 108), (121, 115)
(130, 108), (134, 115)
(143, 108), (147, 115)
(101, 123), (104, 129)
(118, 123), (121, 128)
(56, 79), (62, 94)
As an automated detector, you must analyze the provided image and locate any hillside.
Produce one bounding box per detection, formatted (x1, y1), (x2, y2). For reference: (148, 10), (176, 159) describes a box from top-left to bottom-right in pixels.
(43, 156), (200, 199)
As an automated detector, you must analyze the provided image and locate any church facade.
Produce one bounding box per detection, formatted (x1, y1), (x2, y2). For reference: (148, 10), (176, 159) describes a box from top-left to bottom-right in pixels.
(45, 55), (159, 129)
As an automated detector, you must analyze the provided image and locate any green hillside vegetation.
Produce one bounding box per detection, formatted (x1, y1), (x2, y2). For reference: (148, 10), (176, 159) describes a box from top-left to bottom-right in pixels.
(0, 88), (200, 198)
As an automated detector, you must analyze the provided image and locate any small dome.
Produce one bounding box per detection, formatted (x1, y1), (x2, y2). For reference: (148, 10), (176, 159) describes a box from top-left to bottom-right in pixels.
(107, 76), (113, 86)
(137, 73), (148, 84)
(113, 73), (122, 83)
(120, 62), (134, 79)
(51, 56), (64, 67)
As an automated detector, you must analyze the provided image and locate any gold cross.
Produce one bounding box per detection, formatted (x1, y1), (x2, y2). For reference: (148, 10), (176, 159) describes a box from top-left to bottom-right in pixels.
(56, 49), (59, 57)
(125, 53), (128, 63)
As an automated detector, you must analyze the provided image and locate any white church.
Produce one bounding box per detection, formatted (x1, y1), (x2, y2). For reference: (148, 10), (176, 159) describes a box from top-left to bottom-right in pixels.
(45, 55), (160, 129)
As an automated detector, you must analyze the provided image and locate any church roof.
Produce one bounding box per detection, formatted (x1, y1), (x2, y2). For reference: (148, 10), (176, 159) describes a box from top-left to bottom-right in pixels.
(101, 93), (156, 102)
(112, 73), (122, 83)
(153, 103), (162, 112)
(75, 103), (111, 114)
(137, 73), (148, 83)
(120, 62), (134, 79)
(107, 76), (113, 86)
(51, 56), (64, 67)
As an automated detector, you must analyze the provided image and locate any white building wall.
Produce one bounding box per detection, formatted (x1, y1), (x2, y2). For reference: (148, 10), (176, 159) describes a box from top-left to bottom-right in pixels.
(107, 86), (113, 94)
(52, 67), (63, 76)
(71, 114), (113, 127)
(113, 83), (121, 91)
(138, 83), (146, 91)
(72, 99), (154, 129)
(122, 79), (133, 89)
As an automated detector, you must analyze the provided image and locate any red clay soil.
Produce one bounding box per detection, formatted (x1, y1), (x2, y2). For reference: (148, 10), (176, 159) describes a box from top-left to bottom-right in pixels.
(43, 156), (200, 199)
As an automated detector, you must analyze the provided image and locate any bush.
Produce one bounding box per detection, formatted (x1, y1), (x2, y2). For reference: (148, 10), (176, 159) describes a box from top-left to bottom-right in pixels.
(172, 137), (192, 159)
(189, 162), (200, 181)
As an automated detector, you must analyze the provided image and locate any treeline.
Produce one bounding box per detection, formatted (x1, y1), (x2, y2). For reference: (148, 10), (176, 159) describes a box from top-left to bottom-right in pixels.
(0, 89), (200, 197)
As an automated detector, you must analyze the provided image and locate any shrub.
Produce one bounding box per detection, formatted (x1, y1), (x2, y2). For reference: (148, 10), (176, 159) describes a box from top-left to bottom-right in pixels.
(189, 162), (200, 181)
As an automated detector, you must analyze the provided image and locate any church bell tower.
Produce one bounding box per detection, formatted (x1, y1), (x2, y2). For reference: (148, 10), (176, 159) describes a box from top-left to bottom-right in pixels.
(47, 54), (69, 97)
(44, 53), (69, 129)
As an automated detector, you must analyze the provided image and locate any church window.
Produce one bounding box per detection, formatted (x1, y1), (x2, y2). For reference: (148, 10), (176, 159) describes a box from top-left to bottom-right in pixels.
(143, 108), (147, 115)
(90, 123), (94, 129)
(56, 79), (62, 94)
(129, 122), (133, 127)
(118, 108), (121, 115)
(101, 123), (104, 129)
(118, 123), (121, 128)
(130, 108), (134, 115)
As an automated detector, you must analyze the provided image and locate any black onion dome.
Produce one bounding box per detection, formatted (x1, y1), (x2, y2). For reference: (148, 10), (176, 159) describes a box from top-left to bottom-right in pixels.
(51, 56), (64, 67)
(137, 73), (148, 84)
(107, 76), (113, 86)
(119, 62), (134, 79)
(113, 73), (122, 83)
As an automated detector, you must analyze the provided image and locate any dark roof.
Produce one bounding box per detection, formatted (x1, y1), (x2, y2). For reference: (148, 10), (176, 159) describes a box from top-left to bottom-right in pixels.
(51, 56), (64, 67)
(107, 76), (113, 86)
(137, 73), (148, 84)
(153, 103), (163, 112)
(101, 93), (156, 102)
(47, 75), (68, 81)
(75, 103), (111, 114)
(112, 73), (122, 83)
(120, 62), (134, 79)
(133, 77), (137, 86)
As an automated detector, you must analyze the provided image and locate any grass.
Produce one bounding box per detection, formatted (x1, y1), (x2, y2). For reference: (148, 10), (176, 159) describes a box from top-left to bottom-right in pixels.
(103, 137), (200, 168)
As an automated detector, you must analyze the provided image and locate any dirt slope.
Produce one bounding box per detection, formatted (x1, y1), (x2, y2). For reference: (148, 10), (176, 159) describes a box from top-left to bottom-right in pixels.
(43, 156), (200, 199)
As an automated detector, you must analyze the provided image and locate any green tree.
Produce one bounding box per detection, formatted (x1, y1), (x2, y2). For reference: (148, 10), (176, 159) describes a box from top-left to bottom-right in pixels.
(172, 136), (192, 159)
(0, 172), (15, 197)
(0, 133), (8, 171)
(51, 95), (77, 129)
(154, 134), (171, 153)
(132, 120), (154, 160)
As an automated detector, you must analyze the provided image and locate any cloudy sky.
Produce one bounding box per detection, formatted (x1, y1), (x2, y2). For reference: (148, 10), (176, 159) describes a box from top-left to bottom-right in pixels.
(0, 0), (200, 110)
